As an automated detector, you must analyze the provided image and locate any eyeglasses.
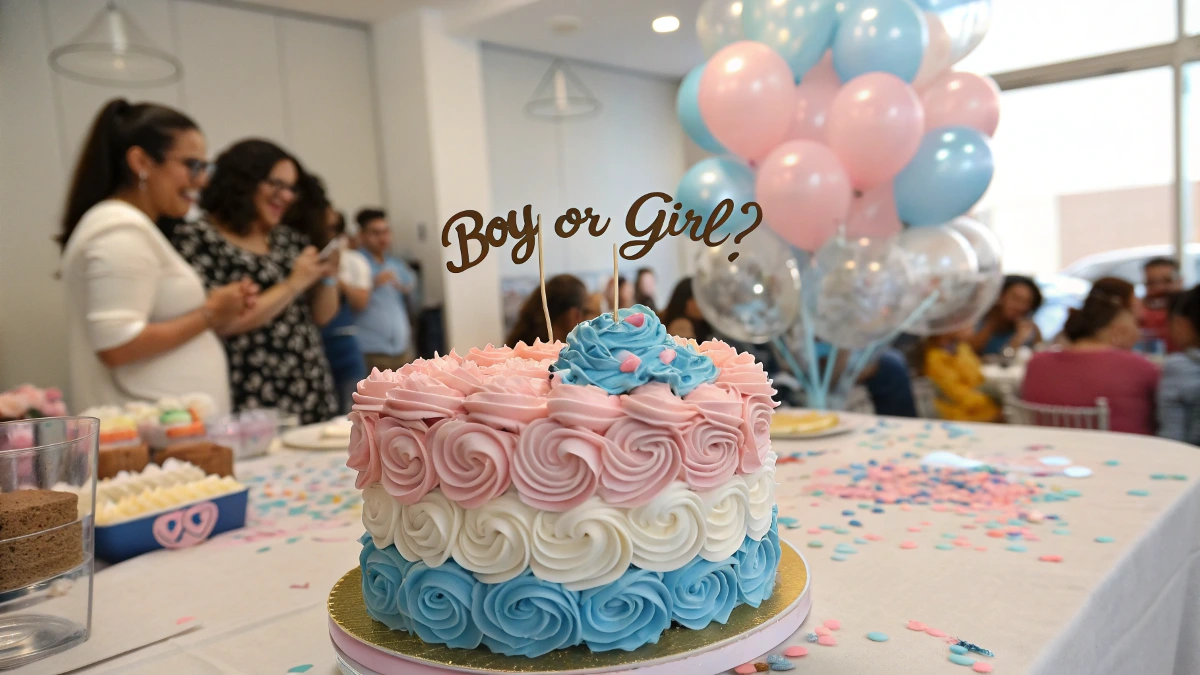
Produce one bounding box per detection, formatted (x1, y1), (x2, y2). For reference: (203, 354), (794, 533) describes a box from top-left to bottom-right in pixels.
(175, 157), (214, 180)
(263, 177), (300, 199)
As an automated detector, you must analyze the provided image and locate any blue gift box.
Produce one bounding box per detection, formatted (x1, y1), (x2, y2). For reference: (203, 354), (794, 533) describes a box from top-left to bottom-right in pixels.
(94, 488), (249, 563)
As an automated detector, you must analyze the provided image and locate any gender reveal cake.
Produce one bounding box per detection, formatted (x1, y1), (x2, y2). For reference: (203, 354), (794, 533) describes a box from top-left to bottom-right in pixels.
(346, 305), (781, 657)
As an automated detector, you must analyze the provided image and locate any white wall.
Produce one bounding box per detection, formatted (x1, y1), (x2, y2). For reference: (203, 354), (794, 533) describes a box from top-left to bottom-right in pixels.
(479, 46), (689, 309)
(0, 0), (383, 392)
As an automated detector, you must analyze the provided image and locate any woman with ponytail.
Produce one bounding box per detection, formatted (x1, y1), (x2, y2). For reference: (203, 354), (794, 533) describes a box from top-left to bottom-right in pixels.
(504, 274), (588, 346)
(1021, 292), (1159, 434)
(60, 99), (256, 412)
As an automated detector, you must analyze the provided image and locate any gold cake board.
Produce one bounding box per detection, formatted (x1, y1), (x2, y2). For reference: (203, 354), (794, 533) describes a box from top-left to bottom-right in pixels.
(327, 543), (811, 675)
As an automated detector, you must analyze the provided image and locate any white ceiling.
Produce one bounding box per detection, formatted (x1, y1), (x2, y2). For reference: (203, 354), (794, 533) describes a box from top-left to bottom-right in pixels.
(237, 0), (704, 78)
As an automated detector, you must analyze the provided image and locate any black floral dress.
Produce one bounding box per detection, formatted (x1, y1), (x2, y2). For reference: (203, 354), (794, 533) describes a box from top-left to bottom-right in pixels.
(174, 220), (338, 424)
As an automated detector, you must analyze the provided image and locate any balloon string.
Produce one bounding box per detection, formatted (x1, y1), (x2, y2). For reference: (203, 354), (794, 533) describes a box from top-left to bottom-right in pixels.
(820, 344), (839, 399)
(772, 337), (814, 392)
(799, 300), (826, 410)
(839, 290), (943, 396)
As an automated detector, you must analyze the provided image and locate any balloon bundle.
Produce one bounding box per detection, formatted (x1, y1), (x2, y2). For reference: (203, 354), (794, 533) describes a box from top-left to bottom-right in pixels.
(683, 0), (1002, 410)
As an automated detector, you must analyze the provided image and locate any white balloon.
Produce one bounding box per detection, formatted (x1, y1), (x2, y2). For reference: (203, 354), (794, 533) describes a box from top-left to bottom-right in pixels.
(938, 0), (992, 64)
(912, 12), (953, 90)
(696, 0), (746, 57)
(912, 217), (1004, 335)
(693, 229), (803, 344)
(897, 224), (981, 336)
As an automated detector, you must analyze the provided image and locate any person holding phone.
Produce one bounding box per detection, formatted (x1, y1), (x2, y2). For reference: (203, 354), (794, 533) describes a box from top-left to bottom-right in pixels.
(174, 139), (339, 424)
(354, 208), (418, 372)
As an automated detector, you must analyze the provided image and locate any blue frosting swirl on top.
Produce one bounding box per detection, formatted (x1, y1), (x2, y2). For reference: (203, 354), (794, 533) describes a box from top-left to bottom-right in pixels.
(471, 569), (582, 658)
(398, 559), (483, 649)
(733, 510), (781, 608)
(551, 304), (718, 396)
(577, 568), (673, 652)
(661, 557), (738, 630)
(359, 534), (416, 632)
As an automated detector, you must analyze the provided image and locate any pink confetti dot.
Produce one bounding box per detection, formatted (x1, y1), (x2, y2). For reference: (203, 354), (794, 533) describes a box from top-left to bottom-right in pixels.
(931, 504), (949, 512)
(817, 635), (837, 646)
(952, 538), (972, 547)
(973, 663), (994, 673)
(176, 616), (195, 625)
(865, 533), (884, 541)
(734, 664), (757, 674)
(658, 348), (676, 365)
(810, 501), (821, 507)
(975, 546), (988, 552)
(823, 619), (841, 630)
(624, 312), (646, 327)
(900, 541), (917, 549)
(920, 521), (932, 527)
(962, 524), (977, 530)
(907, 526), (922, 532)
(619, 354), (641, 373)
(808, 527), (822, 534)
(926, 628), (947, 637)
(815, 626), (832, 636)
(1039, 554), (1063, 563)
(784, 646), (808, 657)
(906, 620), (926, 631)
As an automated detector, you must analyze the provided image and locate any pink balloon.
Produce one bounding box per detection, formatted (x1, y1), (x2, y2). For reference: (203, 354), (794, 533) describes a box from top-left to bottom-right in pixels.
(699, 41), (797, 164)
(784, 72), (841, 144)
(912, 13), (953, 91)
(826, 73), (924, 191)
(845, 184), (903, 239)
(755, 140), (853, 251)
(803, 52), (841, 89)
(922, 71), (1001, 137)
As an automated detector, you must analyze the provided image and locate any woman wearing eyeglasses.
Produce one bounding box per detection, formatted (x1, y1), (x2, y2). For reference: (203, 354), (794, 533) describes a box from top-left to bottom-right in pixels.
(173, 139), (340, 424)
(60, 99), (257, 413)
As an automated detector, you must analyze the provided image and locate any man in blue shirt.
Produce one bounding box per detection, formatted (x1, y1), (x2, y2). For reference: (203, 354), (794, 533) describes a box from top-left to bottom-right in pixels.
(354, 208), (418, 372)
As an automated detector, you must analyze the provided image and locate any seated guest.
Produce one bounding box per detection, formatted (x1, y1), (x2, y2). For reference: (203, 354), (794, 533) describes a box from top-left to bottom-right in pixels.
(661, 278), (713, 343)
(1022, 293), (1159, 434)
(971, 275), (1044, 356)
(1141, 257), (1184, 351)
(59, 99), (255, 412)
(634, 267), (658, 312)
(175, 139), (340, 424)
(1158, 288), (1200, 445)
(504, 274), (589, 345)
(1085, 277), (1140, 350)
(924, 328), (1001, 422)
(355, 208), (418, 372)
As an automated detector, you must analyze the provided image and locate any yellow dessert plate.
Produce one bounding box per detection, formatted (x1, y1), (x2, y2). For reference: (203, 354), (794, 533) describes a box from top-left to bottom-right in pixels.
(770, 410), (853, 439)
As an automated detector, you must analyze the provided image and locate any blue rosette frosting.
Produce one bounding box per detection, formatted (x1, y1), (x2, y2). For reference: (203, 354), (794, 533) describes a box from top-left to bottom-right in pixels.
(732, 517), (780, 608)
(359, 533), (416, 631)
(578, 568), (673, 652)
(398, 559), (483, 649)
(471, 570), (583, 658)
(552, 304), (718, 396)
(662, 556), (739, 630)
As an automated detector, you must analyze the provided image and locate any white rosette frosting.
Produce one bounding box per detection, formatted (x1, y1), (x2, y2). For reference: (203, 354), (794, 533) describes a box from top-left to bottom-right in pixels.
(745, 454), (777, 541)
(454, 491), (536, 584)
(698, 477), (751, 562)
(530, 498), (633, 591)
(361, 483), (400, 549)
(394, 488), (463, 567)
(625, 481), (706, 572)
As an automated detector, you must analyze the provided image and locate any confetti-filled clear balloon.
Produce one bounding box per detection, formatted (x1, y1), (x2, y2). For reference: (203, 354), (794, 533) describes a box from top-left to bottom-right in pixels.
(915, 217), (1003, 335)
(802, 233), (919, 350)
(921, 0), (992, 64)
(696, 0), (746, 57)
(897, 224), (980, 336)
(693, 229), (802, 343)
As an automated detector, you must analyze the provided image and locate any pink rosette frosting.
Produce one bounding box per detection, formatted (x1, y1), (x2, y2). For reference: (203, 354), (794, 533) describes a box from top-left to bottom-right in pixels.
(512, 339), (565, 361)
(426, 357), (486, 396)
(427, 418), (515, 509)
(545, 383), (623, 433)
(375, 417), (438, 504)
(598, 418), (684, 507)
(351, 368), (400, 413)
(383, 372), (467, 426)
(681, 414), (742, 490)
(463, 375), (550, 432)
(347, 411), (381, 489)
(684, 383), (745, 431)
(738, 395), (776, 473)
(712, 350), (777, 400)
(621, 382), (697, 430)
(482, 357), (554, 380)
(511, 418), (611, 512)
(695, 339), (739, 367)
(465, 344), (515, 367)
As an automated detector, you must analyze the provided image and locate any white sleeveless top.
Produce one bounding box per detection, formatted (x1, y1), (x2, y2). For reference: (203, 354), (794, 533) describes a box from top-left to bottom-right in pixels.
(61, 200), (230, 413)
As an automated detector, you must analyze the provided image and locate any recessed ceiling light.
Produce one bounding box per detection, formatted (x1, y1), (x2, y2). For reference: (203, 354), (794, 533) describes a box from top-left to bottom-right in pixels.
(652, 15), (680, 33)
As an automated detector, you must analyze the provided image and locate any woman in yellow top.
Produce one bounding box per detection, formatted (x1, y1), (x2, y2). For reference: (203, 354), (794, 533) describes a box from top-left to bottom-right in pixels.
(924, 328), (1002, 422)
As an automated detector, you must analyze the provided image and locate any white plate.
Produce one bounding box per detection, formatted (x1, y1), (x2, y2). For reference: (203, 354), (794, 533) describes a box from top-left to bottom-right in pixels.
(771, 421), (856, 440)
(280, 419), (351, 450)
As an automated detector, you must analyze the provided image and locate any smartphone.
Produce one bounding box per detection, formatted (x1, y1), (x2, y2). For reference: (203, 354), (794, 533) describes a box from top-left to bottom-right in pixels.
(318, 236), (344, 261)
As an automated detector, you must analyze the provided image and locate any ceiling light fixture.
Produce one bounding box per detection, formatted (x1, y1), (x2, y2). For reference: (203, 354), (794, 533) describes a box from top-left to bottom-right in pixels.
(652, 15), (681, 33)
(525, 58), (602, 120)
(49, 0), (182, 87)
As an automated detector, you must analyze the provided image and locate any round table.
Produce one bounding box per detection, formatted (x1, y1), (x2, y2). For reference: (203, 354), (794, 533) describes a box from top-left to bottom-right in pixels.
(25, 415), (1200, 675)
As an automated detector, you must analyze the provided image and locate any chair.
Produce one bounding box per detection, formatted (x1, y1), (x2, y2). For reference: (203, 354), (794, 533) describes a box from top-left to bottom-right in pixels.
(1005, 397), (1111, 431)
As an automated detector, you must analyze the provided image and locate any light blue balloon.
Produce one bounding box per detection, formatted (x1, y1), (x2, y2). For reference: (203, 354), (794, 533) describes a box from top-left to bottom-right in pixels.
(832, 0), (928, 83)
(742, 0), (840, 83)
(676, 157), (758, 238)
(894, 126), (994, 228)
(677, 65), (726, 155)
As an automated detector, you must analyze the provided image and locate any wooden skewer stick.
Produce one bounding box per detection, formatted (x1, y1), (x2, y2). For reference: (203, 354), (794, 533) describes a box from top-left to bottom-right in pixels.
(537, 216), (552, 342)
(612, 244), (619, 322)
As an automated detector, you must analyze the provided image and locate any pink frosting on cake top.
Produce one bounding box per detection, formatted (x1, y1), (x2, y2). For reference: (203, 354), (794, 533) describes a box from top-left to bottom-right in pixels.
(621, 383), (697, 430)
(424, 357), (487, 397)
(384, 372), (467, 424)
(512, 339), (566, 362)
(352, 368), (401, 413)
(684, 383), (745, 430)
(482, 357), (555, 380)
(463, 375), (550, 432)
(510, 418), (610, 512)
(465, 344), (516, 367)
(545, 383), (624, 433)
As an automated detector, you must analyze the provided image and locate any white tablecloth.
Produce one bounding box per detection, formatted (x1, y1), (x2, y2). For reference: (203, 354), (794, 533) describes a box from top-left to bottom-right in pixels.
(18, 415), (1200, 675)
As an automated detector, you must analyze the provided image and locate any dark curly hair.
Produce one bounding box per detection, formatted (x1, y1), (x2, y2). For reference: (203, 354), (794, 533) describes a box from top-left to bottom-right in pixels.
(285, 171), (331, 246)
(200, 139), (298, 236)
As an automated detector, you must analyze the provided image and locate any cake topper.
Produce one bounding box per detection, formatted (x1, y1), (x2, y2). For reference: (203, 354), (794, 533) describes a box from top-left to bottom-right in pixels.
(536, 215), (552, 341)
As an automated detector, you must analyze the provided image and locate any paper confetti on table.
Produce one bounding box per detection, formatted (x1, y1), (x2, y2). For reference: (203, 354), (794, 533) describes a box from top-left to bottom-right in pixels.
(175, 616), (195, 625)
(287, 666), (314, 673)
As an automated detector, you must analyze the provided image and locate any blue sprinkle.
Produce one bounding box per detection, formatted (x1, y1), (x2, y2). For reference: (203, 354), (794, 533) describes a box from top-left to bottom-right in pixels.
(866, 631), (889, 642)
(849, 520), (863, 527)
(850, 463), (865, 470)
(766, 654), (795, 671)
(835, 468), (851, 475)
(834, 527), (851, 535)
(1053, 528), (1071, 535)
(1095, 536), (1115, 543)
(1007, 544), (1027, 553)
(1127, 489), (1150, 497)
(820, 524), (835, 530)
(806, 632), (820, 642)
(1105, 459), (1120, 466)
(949, 653), (976, 666)
(872, 507), (885, 513)
(831, 554), (848, 561)
(950, 645), (968, 655)
(1151, 473), (1168, 480)
(935, 543), (954, 551)
(842, 510), (856, 516)
(835, 544), (858, 554)
(854, 537), (868, 545)
(942, 533), (957, 539)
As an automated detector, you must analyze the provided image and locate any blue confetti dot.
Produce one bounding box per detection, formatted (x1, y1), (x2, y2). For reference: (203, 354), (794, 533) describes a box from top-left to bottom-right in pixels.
(950, 645), (968, 655)
(935, 543), (954, 551)
(831, 554), (848, 562)
(1007, 544), (1027, 553)
(1095, 536), (1115, 543)
(1128, 489), (1150, 497)
(1105, 460), (1120, 466)
(835, 544), (858, 554)
(848, 520), (863, 527)
(842, 510), (855, 516)
(949, 653), (976, 666)
(866, 631), (889, 642)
